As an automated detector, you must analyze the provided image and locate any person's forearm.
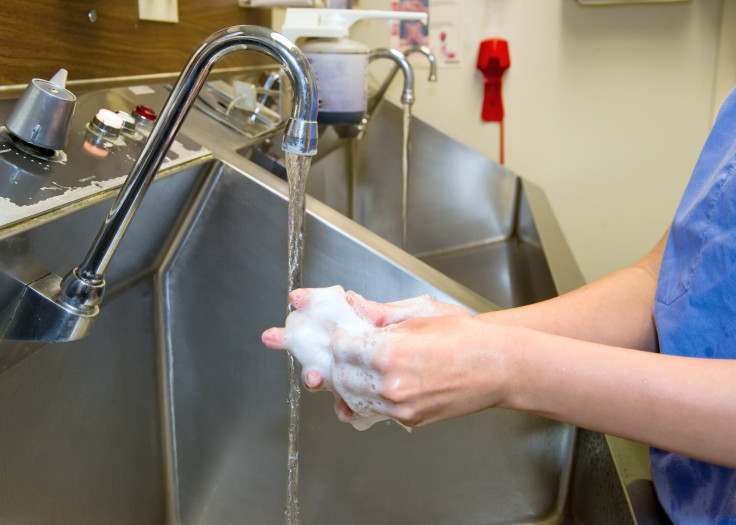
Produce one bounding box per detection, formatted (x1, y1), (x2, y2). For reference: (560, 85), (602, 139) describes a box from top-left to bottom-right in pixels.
(479, 265), (658, 350)
(476, 232), (667, 351)
(502, 325), (736, 468)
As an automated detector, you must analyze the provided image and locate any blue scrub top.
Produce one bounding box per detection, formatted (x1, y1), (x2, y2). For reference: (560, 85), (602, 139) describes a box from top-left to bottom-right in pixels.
(652, 86), (736, 523)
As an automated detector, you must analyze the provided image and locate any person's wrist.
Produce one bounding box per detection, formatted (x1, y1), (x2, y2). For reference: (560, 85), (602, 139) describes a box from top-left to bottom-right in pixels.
(493, 323), (533, 412)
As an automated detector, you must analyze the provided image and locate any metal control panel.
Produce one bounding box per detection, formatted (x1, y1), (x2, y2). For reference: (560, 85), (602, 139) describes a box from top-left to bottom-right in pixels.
(0, 84), (210, 231)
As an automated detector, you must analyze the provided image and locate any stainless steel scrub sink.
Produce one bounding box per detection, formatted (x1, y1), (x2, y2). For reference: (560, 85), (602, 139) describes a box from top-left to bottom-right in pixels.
(0, 154), (635, 524)
(0, 80), (651, 524)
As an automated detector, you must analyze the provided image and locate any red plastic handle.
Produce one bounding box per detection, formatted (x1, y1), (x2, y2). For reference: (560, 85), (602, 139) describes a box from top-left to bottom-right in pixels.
(482, 77), (504, 122)
(477, 39), (510, 123)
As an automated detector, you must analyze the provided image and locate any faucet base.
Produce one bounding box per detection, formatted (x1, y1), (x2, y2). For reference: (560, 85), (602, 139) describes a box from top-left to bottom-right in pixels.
(1, 270), (97, 343)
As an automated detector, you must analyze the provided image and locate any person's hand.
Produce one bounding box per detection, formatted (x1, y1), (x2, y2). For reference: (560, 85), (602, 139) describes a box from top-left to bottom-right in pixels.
(329, 314), (509, 427)
(262, 287), (505, 429)
(261, 287), (472, 390)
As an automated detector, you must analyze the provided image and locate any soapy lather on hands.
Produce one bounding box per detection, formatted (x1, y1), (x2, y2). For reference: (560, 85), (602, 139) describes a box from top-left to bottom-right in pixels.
(260, 265), (736, 473)
(260, 285), (473, 430)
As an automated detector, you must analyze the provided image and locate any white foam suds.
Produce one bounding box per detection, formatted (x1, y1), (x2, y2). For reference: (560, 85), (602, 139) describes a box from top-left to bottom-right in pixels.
(282, 285), (403, 431)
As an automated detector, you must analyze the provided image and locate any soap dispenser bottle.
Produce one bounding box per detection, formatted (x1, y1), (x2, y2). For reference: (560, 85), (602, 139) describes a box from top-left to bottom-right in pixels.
(299, 36), (368, 124)
(281, 8), (427, 125)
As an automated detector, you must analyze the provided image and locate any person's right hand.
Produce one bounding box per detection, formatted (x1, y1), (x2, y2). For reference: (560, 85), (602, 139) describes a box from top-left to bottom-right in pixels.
(327, 312), (511, 428)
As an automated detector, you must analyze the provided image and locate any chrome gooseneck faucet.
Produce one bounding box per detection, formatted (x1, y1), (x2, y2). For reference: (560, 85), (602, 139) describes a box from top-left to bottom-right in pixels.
(367, 46), (437, 119)
(405, 46), (438, 82)
(0, 25), (318, 342)
(369, 48), (416, 109)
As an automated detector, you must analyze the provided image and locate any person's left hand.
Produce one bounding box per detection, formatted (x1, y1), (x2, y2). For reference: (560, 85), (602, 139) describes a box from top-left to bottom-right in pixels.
(343, 289), (472, 327)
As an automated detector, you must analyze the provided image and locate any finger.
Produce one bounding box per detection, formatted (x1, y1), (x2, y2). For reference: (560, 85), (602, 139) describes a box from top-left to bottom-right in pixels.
(261, 327), (287, 349)
(290, 285), (347, 310)
(287, 288), (311, 309)
(383, 294), (462, 322)
(346, 291), (457, 326)
(303, 369), (325, 390)
(333, 396), (355, 422)
(345, 290), (393, 326)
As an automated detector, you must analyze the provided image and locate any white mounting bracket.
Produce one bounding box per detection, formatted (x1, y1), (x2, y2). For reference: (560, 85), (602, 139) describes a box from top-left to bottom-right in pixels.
(281, 8), (427, 42)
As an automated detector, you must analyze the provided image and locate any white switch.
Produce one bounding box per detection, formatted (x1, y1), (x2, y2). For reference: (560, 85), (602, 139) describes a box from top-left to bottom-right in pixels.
(138, 0), (178, 23)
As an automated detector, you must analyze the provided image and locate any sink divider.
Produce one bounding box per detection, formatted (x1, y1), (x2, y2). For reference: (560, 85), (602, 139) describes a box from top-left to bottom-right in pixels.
(153, 160), (225, 524)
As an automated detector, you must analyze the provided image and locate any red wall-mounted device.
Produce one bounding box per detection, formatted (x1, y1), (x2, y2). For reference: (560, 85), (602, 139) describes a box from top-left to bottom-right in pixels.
(476, 38), (510, 122)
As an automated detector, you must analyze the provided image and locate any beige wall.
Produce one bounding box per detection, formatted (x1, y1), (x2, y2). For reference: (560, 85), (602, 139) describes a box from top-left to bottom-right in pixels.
(308, 0), (725, 283)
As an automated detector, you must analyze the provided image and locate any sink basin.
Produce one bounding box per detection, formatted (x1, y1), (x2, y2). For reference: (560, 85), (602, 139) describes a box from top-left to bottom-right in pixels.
(305, 101), (561, 309)
(0, 82), (646, 524)
(0, 157), (633, 524)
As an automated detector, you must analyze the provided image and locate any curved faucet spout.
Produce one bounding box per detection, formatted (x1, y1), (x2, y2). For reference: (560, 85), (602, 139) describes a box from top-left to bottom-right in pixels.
(369, 48), (415, 106)
(404, 46), (437, 82)
(57, 26), (318, 320)
(366, 46), (437, 121)
(331, 47), (435, 139)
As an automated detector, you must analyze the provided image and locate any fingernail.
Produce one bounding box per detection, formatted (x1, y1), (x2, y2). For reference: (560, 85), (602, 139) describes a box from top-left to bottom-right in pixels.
(305, 369), (323, 389)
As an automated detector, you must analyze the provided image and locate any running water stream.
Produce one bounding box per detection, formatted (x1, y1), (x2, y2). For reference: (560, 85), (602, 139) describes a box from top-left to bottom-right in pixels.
(284, 151), (312, 525)
(400, 103), (412, 251)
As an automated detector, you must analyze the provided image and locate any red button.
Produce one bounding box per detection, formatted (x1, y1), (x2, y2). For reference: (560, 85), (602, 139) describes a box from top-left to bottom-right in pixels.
(134, 105), (157, 121)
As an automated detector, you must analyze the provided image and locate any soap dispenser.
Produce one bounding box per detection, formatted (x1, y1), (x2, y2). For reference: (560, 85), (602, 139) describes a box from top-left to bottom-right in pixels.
(281, 8), (427, 125)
